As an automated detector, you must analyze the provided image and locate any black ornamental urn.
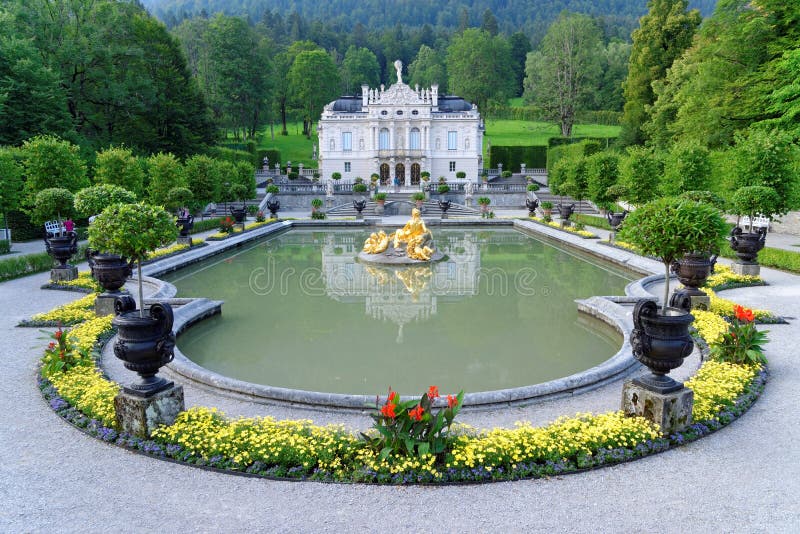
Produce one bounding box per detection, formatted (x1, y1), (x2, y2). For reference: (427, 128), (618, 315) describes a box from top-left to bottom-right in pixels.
(176, 214), (194, 237)
(438, 199), (451, 218)
(668, 252), (717, 310)
(45, 232), (78, 268)
(230, 206), (246, 224)
(730, 226), (766, 264)
(353, 199), (367, 217)
(560, 202), (576, 222)
(525, 198), (539, 217)
(112, 296), (176, 397)
(630, 300), (694, 394)
(266, 198), (280, 219)
(87, 251), (133, 293)
(606, 211), (628, 231)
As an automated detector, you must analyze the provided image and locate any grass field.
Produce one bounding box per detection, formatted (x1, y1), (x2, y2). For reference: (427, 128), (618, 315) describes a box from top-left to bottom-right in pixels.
(254, 119), (621, 168)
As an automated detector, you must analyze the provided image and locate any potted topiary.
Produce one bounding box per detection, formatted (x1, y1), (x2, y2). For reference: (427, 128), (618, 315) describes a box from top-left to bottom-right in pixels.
(88, 202), (178, 397)
(437, 184), (450, 195)
(617, 197), (728, 393)
(455, 171), (466, 179)
(477, 196), (491, 214)
(33, 188), (78, 274)
(540, 201), (553, 218)
(374, 192), (387, 215)
(311, 197), (323, 214)
(75, 184), (139, 290)
(527, 183), (539, 193)
(501, 170), (512, 179)
(331, 172), (342, 191)
(353, 183), (368, 194)
(411, 191), (426, 209)
(729, 185), (779, 267)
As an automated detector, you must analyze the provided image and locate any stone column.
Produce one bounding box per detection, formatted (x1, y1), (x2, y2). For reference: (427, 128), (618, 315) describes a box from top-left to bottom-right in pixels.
(404, 158), (410, 187)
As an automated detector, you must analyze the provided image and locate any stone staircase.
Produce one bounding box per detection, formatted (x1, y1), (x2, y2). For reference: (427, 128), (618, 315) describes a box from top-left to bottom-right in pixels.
(327, 194), (479, 217)
(533, 190), (599, 216)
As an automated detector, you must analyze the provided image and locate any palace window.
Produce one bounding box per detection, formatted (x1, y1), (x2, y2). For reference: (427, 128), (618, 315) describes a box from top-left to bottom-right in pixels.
(379, 128), (390, 150)
(447, 131), (457, 150)
(344, 162), (351, 172)
(342, 132), (352, 152)
(449, 161), (456, 172)
(410, 128), (420, 150)
(412, 110), (419, 115)
(396, 110), (403, 115)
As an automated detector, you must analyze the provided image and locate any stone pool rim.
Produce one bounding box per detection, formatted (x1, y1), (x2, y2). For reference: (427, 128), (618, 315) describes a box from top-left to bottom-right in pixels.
(129, 219), (664, 411)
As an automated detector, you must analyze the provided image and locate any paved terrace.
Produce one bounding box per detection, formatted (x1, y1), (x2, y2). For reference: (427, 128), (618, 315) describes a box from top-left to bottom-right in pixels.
(1, 216), (799, 532)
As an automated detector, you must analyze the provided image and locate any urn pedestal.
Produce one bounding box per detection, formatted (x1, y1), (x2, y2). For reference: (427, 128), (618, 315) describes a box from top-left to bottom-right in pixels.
(622, 300), (695, 435)
(87, 252), (133, 316)
(730, 226), (766, 276)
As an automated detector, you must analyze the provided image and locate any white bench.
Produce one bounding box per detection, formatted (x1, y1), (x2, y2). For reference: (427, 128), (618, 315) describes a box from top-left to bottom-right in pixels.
(740, 215), (770, 231)
(44, 220), (64, 237)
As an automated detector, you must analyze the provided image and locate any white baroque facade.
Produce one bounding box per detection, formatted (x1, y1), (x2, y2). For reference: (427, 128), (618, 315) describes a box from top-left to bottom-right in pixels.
(318, 60), (483, 186)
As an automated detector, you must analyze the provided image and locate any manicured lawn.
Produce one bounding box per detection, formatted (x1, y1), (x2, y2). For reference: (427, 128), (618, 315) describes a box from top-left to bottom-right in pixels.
(253, 119), (621, 169)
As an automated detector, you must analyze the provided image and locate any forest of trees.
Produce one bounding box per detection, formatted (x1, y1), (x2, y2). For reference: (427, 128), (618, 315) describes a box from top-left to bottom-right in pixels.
(141, 0), (717, 44)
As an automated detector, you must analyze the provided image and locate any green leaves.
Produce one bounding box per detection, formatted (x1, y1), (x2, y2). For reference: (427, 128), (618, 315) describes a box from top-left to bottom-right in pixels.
(88, 202), (177, 260)
(74, 184), (136, 218)
(31, 188), (75, 225)
(731, 186), (781, 224)
(365, 388), (464, 461)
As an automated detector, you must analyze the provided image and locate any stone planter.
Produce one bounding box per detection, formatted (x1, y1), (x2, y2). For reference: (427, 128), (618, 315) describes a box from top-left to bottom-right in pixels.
(266, 198), (280, 219)
(45, 233), (78, 269)
(669, 252), (716, 310)
(352, 199), (367, 218)
(560, 203), (576, 221)
(176, 215), (194, 237)
(525, 198), (539, 217)
(630, 300), (694, 394)
(230, 207), (246, 224)
(87, 252), (133, 293)
(374, 200), (385, 215)
(542, 208), (552, 218)
(112, 297), (176, 397)
(730, 226), (766, 264)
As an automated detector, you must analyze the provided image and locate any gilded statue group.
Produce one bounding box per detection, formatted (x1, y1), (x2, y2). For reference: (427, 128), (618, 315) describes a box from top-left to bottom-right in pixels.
(363, 208), (436, 261)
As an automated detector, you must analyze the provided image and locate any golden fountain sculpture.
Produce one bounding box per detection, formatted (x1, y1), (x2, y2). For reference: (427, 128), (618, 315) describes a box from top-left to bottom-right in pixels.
(361, 208), (442, 263)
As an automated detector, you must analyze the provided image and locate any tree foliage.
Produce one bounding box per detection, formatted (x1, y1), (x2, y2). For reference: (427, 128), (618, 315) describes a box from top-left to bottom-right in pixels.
(0, 147), (24, 226)
(288, 49), (340, 137)
(619, 0), (701, 146)
(31, 188), (75, 225)
(88, 202), (177, 261)
(523, 13), (603, 137)
(661, 142), (711, 196)
(21, 136), (89, 201)
(147, 153), (186, 205)
(341, 46), (380, 94)
(93, 147), (145, 198)
(447, 29), (513, 113)
(617, 146), (663, 206)
(585, 152), (620, 209)
(74, 185), (137, 218)
(408, 45), (447, 93)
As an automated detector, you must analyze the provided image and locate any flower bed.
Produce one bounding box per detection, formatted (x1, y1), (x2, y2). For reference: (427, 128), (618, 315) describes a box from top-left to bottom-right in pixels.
(35, 289), (768, 484)
(206, 220), (279, 241)
(42, 271), (101, 293)
(704, 264), (764, 291)
(526, 217), (598, 239)
(19, 293), (98, 327)
(142, 239), (206, 264)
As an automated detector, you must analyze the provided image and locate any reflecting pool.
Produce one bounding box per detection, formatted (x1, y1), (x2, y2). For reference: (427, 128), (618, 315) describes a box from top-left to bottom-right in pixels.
(162, 228), (633, 395)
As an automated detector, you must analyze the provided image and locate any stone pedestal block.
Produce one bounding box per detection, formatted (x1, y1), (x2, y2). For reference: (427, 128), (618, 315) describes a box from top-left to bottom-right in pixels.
(622, 380), (694, 436)
(374, 204), (385, 215)
(51, 266), (78, 282)
(689, 295), (710, 311)
(441, 212), (448, 219)
(95, 291), (128, 316)
(355, 212), (363, 220)
(177, 236), (193, 246)
(732, 262), (760, 276)
(114, 385), (184, 438)
(609, 231), (617, 244)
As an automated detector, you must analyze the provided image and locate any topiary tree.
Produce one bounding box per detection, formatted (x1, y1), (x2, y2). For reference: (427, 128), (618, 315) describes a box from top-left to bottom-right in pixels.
(229, 183), (250, 209)
(184, 155), (222, 215)
(618, 197), (728, 313)
(731, 186), (781, 233)
(586, 152), (619, 211)
(331, 172), (342, 181)
(661, 142), (711, 196)
(618, 146), (663, 206)
(679, 190), (726, 212)
(731, 128), (799, 215)
(88, 203), (177, 317)
(93, 146), (145, 197)
(74, 184), (136, 218)
(233, 161), (257, 200)
(561, 156), (589, 205)
(147, 152), (186, 206)
(31, 188), (75, 226)
(21, 135), (88, 201)
(165, 187), (194, 214)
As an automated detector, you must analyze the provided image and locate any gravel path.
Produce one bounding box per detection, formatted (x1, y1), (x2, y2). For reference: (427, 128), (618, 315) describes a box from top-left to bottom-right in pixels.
(1, 234), (799, 532)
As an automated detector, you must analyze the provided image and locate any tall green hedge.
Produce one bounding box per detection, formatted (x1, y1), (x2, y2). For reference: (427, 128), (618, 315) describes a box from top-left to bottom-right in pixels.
(489, 146), (547, 171)
(546, 140), (602, 171)
(205, 146), (252, 166)
(547, 136), (617, 148)
(255, 149), (281, 170)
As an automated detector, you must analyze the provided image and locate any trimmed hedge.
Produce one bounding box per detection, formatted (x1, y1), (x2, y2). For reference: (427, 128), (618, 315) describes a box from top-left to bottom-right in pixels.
(719, 244), (800, 274)
(189, 217), (224, 234)
(572, 213), (612, 230)
(489, 146), (548, 170)
(546, 140), (602, 172)
(0, 245), (89, 282)
(205, 146), (252, 166)
(547, 136), (616, 148)
(254, 149), (281, 170)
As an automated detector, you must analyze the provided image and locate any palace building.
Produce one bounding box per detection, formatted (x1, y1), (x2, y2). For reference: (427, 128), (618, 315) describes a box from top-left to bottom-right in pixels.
(318, 60), (483, 186)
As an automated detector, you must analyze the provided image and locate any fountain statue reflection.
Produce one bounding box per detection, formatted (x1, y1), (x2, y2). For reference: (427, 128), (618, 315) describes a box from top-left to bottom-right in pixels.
(360, 208), (443, 263)
(322, 230), (481, 343)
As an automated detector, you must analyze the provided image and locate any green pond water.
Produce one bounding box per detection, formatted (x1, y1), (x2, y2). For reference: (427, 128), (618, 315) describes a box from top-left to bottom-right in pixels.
(162, 228), (633, 395)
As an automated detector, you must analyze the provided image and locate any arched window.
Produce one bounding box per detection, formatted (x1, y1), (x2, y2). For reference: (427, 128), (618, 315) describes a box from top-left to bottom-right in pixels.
(410, 128), (420, 150)
(379, 128), (390, 150)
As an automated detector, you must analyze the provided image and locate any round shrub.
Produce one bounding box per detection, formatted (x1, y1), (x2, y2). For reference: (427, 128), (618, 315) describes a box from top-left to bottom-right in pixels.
(74, 184), (136, 217)
(731, 186), (781, 230)
(32, 188), (75, 225)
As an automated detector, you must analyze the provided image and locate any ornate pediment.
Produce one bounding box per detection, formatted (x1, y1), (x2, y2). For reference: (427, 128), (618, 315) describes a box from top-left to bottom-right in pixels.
(378, 82), (427, 106)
